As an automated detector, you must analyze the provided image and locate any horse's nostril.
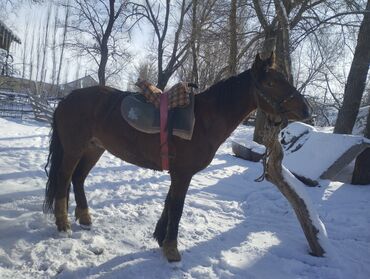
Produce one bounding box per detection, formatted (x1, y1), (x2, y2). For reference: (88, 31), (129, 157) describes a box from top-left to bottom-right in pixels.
(301, 97), (312, 119)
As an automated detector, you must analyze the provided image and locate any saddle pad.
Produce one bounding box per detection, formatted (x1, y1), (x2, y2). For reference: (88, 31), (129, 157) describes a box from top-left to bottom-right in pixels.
(121, 93), (195, 140)
(135, 79), (191, 109)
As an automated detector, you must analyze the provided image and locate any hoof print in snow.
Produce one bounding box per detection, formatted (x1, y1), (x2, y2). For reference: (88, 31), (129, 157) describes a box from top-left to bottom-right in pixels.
(80, 223), (92, 230)
(56, 265), (65, 274)
(89, 246), (104, 255)
(57, 230), (72, 238)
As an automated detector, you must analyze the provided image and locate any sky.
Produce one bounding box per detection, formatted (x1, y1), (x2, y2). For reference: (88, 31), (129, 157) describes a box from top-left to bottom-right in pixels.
(3, 1), (151, 90)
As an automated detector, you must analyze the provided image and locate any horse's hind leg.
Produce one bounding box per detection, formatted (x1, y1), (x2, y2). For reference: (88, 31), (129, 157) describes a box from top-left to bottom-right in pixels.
(54, 153), (81, 232)
(72, 146), (104, 229)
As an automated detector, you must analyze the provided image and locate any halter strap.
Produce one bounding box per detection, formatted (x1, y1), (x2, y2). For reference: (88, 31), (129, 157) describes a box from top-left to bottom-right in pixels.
(250, 72), (296, 126)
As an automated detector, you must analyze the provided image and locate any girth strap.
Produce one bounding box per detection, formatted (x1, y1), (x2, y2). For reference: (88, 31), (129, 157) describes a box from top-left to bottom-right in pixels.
(160, 92), (170, 170)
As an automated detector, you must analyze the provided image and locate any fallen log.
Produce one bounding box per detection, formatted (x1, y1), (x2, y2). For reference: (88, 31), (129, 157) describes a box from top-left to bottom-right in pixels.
(231, 141), (264, 162)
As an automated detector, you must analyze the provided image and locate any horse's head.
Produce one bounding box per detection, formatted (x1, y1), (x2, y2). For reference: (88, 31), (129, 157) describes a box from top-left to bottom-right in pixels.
(251, 52), (311, 121)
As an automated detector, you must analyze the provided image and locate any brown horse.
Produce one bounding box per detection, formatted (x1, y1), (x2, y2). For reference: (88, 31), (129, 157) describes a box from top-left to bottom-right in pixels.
(43, 53), (310, 262)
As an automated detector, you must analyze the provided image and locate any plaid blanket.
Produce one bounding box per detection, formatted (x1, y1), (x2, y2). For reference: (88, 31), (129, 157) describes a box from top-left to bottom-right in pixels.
(135, 79), (191, 109)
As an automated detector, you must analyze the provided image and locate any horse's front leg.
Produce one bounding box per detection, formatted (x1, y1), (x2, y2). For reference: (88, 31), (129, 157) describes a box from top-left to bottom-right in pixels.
(159, 172), (192, 262)
(153, 190), (170, 247)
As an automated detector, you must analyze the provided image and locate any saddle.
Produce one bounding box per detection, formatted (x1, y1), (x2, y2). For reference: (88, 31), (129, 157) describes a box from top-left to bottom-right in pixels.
(121, 81), (195, 140)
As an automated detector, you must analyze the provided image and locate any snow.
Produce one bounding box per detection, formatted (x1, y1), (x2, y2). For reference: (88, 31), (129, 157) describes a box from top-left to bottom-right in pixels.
(1, 117), (370, 278)
(281, 122), (370, 180)
(229, 125), (266, 154)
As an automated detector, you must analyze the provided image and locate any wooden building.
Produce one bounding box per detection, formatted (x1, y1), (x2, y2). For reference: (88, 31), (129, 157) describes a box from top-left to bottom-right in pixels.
(0, 20), (21, 76)
(0, 75), (98, 98)
(0, 20), (21, 52)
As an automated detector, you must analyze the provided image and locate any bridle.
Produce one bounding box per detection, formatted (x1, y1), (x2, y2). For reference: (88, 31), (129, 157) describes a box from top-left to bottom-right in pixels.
(250, 71), (298, 126)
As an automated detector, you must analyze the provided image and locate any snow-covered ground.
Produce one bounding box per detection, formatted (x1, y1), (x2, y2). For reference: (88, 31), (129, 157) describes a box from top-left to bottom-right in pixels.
(0, 117), (369, 279)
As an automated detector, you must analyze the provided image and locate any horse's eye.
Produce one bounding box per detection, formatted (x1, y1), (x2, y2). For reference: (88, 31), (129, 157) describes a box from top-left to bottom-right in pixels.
(266, 82), (274, 87)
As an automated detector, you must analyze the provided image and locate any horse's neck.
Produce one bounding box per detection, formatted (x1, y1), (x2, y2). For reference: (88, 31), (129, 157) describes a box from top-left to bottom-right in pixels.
(196, 70), (257, 142)
(223, 70), (256, 126)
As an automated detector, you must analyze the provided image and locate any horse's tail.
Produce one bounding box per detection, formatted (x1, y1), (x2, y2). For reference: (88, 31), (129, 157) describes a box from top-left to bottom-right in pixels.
(43, 111), (63, 214)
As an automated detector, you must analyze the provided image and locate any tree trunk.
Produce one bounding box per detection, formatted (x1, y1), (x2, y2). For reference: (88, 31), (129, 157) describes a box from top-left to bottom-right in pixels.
(29, 23), (36, 82)
(40, 3), (52, 97)
(253, 28), (277, 144)
(56, 1), (70, 92)
(21, 22), (29, 79)
(274, 0), (293, 84)
(352, 106), (370, 184)
(35, 22), (42, 84)
(157, 72), (171, 91)
(51, 4), (59, 88)
(334, 0), (370, 134)
(265, 122), (326, 257)
(98, 0), (116, 86)
(143, 0), (188, 90)
(190, 0), (199, 85)
(228, 0), (237, 77)
(98, 45), (109, 86)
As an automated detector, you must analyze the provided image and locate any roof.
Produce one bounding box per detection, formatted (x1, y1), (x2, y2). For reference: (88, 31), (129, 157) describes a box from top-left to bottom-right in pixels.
(0, 20), (21, 51)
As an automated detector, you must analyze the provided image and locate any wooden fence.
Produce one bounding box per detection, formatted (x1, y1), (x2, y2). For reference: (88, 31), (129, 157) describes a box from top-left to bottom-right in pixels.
(0, 90), (58, 122)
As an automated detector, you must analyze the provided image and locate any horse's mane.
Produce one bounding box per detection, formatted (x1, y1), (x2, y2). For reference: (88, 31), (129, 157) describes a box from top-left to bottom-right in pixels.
(196, 69), (252, 110)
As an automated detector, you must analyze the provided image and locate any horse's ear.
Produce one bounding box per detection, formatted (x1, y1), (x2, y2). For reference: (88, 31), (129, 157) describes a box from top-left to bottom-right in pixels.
(253, 51), (276, 74)
(253, 53), (264, 73)
(267, 51), (276, 68)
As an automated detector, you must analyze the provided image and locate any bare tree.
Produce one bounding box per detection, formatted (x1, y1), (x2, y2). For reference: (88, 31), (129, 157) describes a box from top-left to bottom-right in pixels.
(51, 3), (59, 87)
(334, 0), (370, 134)
(129, 0), (191, 90)
(228, 0), (237, 76)
(190, 0), (199, 85)
(127, 59), (157, 90)
(40, 2), (52, 88)
(178, 0), (262, 90)
(251, 0), (363, 143)
(56, 0), (70, 88)
(21, 20), (29, 79)
(67, 0), (130, 86)
(35, 20), (42, 83)
(28, 20), (37, 82)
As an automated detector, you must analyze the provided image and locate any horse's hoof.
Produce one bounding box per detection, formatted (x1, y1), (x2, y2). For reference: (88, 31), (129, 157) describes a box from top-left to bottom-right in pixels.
(56, 215), (71, 232)
(56, 221), (71, 232)
(163, 240), (181, 262)
(75, 207), (92, 228)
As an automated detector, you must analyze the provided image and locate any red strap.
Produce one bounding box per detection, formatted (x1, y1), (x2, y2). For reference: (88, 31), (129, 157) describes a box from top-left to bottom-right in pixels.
(160, 92), (169, 170)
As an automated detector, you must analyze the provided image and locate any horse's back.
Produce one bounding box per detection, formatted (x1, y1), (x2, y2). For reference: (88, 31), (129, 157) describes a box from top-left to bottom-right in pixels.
(53, 86), (127, 151)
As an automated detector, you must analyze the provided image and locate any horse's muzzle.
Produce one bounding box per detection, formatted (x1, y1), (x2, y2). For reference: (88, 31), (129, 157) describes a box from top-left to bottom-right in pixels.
(288, 94), (312, 121)
(301, 97), (312, 120)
